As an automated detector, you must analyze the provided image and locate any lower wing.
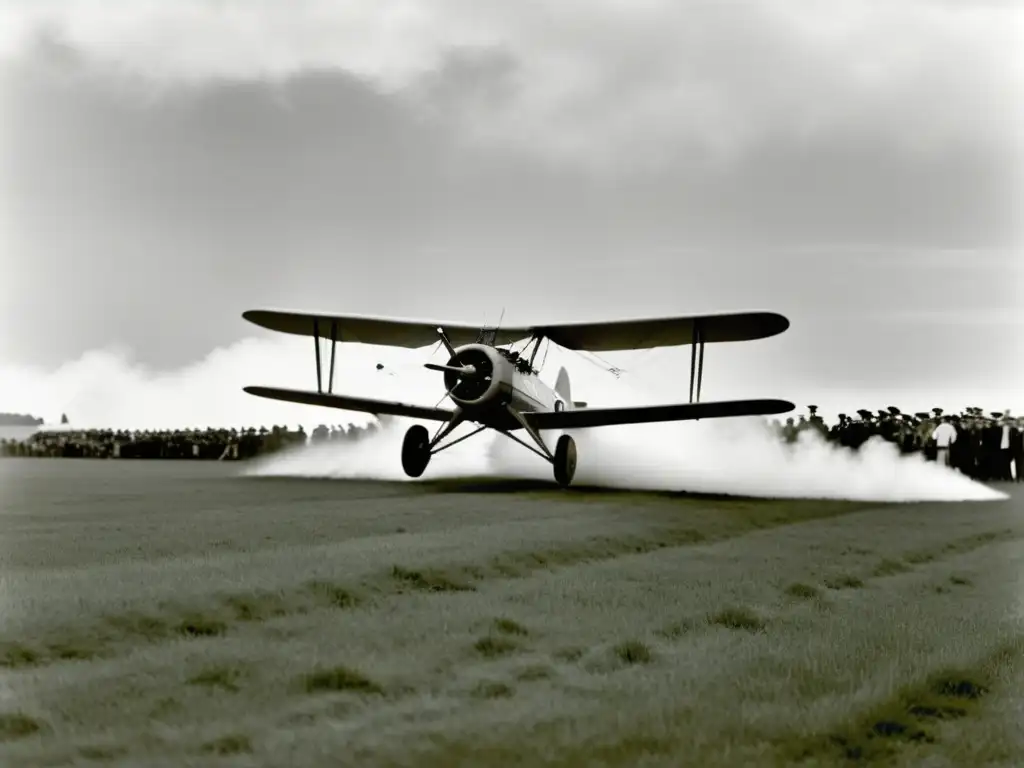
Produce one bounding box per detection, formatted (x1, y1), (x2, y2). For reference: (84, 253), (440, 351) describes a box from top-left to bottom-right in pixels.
(243, 386), (455, 422)
(525, 398), (794, 430)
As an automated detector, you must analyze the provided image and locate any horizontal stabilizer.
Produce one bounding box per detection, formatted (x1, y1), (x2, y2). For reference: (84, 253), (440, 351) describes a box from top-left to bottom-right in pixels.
(243, 386), (455, 422)
(525, 398), (794, 430)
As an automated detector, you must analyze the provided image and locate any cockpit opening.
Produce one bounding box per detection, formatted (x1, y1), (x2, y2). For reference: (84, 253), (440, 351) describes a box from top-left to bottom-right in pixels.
(496, 347), (536, 375)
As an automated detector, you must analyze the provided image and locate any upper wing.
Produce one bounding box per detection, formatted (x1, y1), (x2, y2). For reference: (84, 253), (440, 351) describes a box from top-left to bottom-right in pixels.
(242, 309), (530, 348)
(244, 386), (455, 422)
(525, 398), (794, 430)
(242, 308), (788, 352)
(533, 312), (789, 351)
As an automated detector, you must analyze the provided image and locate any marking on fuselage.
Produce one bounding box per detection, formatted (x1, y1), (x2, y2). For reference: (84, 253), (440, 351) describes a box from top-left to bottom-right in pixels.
(514, 373), (556, 412)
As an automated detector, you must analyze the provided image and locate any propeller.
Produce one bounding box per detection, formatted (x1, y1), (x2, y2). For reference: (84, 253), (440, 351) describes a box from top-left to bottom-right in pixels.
(435, 327), (457, 357)
(427, 326), (494, 402)
(424, 362), (481, 377)
(430, 363), (491, 407)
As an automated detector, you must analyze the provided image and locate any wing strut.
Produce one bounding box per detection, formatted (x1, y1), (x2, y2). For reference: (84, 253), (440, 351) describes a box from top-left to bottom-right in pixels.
(328, 321), (338, 394)
(527, 333), (544, 368)
(689, 322), (706, 403)
(313, 319), (322, 393)
(311, 319), (340, 394)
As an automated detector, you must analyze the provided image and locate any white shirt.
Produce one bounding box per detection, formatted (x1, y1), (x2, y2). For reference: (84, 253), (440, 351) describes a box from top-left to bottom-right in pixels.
(932, 423), (957, 448)
(1001, 426), (1010, 450)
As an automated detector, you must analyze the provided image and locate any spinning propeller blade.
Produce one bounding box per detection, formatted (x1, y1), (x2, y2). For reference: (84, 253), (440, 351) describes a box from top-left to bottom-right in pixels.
(424, 363), (481, 377)
(435, 327), (457, 357)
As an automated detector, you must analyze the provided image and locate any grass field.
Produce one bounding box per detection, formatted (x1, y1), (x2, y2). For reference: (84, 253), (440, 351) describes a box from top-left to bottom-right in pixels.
(1, 459), (1022, 766)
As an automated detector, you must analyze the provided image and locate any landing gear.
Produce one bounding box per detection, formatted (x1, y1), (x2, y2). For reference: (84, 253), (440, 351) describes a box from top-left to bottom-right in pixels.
(399, 413), (487, 479)
(401, 425), (431, 478)
(553, 434), (577, 488)
(399, 407), (577, 488)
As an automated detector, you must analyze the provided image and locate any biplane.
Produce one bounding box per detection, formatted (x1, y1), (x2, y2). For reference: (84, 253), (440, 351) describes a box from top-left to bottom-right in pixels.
(241, 309), (795, 487)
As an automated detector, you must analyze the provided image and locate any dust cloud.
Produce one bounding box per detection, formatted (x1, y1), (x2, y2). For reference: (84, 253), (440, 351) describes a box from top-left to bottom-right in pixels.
(0, 337), (434, 431)
(564, 418), (1008, 502)
(0, 337), (1007, 502)
(241, 342), (1005, 503)
(247, 408), (1007, 502)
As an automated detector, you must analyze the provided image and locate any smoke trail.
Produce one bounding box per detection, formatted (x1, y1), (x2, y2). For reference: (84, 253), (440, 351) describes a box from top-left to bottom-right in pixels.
(246, 346), (1007, 502)
(249, 409), (1006, 502)
(1, 337), (1007, 502)
(243, 416), (494, 482)
(566, 418), (1007, 502)
(0, 337), (439, 431)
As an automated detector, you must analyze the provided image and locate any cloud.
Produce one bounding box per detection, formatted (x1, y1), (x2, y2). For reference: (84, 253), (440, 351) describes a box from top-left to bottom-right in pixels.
(1, 1), (1018, 169)
(873, 308), (1024, 326)
(0, 2), (1019, 402)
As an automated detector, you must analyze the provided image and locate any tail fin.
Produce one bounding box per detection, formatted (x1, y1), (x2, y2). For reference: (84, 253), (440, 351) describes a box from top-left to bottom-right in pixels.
(554, 367), (572, 405)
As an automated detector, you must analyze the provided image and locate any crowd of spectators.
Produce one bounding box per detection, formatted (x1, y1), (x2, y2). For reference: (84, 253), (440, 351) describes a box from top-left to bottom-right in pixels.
(3, 406), (1021, 483)
(0, 422), (384, 460)
(771, 405), (1022, 482)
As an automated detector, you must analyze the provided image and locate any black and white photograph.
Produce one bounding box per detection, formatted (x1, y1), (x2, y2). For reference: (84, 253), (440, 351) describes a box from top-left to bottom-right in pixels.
(1, 2), (1022, 765)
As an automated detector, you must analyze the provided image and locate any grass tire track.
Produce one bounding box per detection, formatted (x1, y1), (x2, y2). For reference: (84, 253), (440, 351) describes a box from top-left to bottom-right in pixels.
(1, 499), (876, 672)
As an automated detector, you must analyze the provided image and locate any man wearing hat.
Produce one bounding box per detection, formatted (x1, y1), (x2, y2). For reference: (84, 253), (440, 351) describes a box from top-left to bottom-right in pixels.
(979, 413), (1004, 481)
(997, 413), (1014, 481)
(874, 407), (897, 444)
(807, 405), (828, 439)
(930, 416), (957, 468)
(915, 413), (937, 461)
(959, 411), (983, 479)
(829, 413), (847, 442)
(1011, 417), (1024, 482)
(846, 410), (873, 450)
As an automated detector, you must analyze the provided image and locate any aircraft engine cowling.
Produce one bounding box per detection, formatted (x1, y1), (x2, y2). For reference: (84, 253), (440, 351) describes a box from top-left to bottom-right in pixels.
(442, 344), (514, 408)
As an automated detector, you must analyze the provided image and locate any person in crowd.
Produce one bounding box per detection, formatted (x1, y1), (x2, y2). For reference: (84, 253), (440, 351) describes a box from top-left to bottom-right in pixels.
(930, 417), (957, 468)
(1, 405), (1019, 485)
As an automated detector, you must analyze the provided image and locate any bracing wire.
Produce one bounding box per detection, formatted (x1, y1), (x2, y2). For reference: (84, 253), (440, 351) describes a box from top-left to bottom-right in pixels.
(572, 348), (624, 378)
(567, 342), (673, 382)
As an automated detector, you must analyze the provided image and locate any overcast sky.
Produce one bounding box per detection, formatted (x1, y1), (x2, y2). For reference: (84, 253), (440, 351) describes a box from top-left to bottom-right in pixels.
(1, 1), (1022, 426)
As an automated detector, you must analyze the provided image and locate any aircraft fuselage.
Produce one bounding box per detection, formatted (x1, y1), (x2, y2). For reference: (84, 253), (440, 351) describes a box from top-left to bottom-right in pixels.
(440, 343), (564, 431)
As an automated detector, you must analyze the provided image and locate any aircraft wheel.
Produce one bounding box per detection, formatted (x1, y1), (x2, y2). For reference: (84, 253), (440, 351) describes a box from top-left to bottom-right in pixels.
(553, 434), (577, 488)
(401, 425), (431, 478)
